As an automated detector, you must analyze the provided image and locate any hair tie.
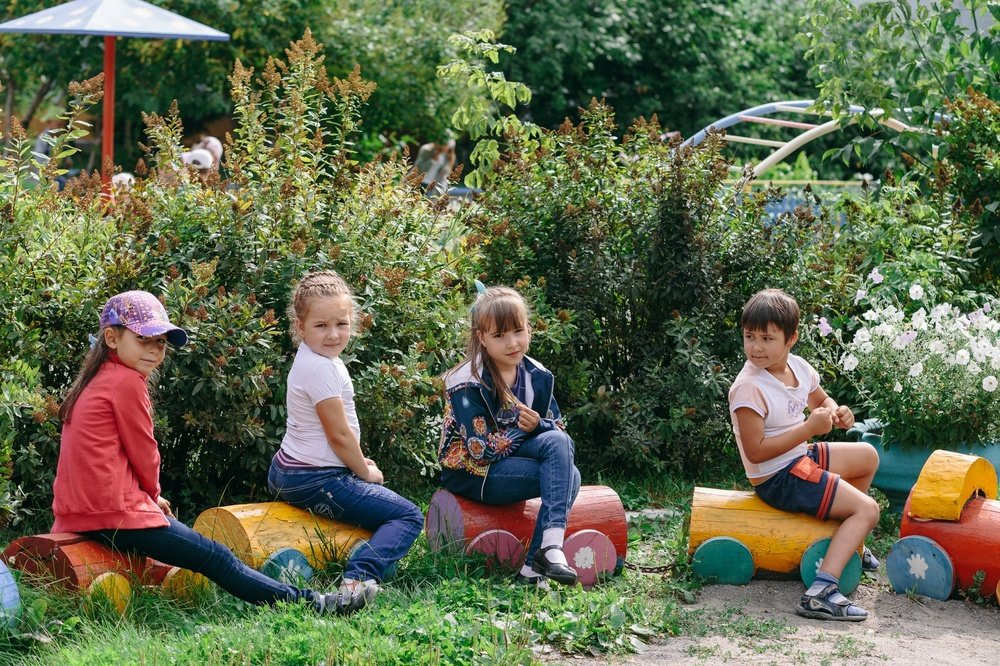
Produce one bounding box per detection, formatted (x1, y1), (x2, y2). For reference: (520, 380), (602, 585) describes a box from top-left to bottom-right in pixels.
(474, 279), (487, 295)
(88, 333), (99, 349)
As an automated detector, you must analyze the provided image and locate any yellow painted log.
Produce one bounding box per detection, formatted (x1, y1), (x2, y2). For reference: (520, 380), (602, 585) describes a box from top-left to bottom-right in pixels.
(161, 567), (211, 601)
(85, 571), (130, 615)
(909, 450), (999, 521)
(193, 502), (372, 570)
(689, 487), (856, 576)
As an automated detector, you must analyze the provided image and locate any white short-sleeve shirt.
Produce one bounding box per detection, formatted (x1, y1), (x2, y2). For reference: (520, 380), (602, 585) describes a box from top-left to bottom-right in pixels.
(728, 353), (821, 481)
(280, 343), (360, 467)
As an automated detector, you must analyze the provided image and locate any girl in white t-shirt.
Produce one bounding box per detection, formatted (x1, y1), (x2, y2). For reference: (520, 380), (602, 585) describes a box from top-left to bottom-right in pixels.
(268, 271), (422, 612)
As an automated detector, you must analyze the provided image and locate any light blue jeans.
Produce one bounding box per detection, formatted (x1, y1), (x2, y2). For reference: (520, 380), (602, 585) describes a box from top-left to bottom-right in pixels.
(443, 428), (581, 562)
(267, 462), (423, 583)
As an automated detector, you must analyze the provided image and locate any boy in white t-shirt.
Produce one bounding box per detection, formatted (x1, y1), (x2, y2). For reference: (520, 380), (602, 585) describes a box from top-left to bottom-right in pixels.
(728, 289), (880, 621)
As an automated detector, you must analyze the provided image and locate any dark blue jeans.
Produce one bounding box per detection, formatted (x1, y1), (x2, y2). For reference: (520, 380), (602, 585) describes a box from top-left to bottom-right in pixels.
(86, 517), (317, 606)
(443, 428), (581, 562)
(267, 463), (423, 583)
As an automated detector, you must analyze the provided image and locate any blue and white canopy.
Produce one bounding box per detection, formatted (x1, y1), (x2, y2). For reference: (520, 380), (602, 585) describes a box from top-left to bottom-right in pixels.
(0, 0), (229, 41)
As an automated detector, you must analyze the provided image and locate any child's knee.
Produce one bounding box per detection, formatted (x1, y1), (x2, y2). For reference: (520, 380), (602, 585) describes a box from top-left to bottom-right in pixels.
(859, 494), (880, 528)
(862, 442), (880, 471)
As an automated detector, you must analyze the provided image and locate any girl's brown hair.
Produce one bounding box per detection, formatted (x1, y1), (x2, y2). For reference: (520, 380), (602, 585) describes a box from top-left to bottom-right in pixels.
(59, 329), (117, 423)
(449, 286), (531, 405)
(287, 270), (354, 346)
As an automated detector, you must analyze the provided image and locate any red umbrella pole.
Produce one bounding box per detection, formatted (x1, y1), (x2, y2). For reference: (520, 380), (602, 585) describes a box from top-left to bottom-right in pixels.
(101, 34), (116, 183)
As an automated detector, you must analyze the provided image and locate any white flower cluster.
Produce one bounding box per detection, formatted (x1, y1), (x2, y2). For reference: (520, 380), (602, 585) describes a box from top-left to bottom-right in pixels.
(842, 297), (1000, 391)
(821, 280), (1000, 447)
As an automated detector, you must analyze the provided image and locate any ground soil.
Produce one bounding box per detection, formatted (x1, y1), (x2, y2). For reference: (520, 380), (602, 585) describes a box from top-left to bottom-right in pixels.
(552, 573), (1000, 665)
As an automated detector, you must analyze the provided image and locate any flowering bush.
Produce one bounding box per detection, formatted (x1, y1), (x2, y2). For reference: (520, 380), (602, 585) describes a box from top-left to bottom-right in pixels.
(818, 271), (1000, 450)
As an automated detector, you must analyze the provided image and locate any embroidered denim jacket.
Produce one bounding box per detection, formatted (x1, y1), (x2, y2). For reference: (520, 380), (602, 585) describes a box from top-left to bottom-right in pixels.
(438, 355), (565, 479)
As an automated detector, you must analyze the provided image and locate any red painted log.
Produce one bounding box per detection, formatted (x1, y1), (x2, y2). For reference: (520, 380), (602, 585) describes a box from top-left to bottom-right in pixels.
(900, 494), (1000, 600)
(3, 533), (145, 590)
(3, 533), (175, 589)
(425, 485), (628, 575)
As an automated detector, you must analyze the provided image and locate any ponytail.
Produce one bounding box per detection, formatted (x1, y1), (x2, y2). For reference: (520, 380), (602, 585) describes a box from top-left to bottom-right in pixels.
(59, 330), (115, 423)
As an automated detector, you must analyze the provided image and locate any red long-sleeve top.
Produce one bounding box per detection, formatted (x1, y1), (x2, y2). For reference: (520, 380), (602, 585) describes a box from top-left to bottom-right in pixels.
(51, 354), (169, 532)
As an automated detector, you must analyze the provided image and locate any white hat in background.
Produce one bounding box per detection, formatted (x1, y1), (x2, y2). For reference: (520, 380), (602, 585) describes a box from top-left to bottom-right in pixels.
(193, 136), (223, 165)
(112, 172), (135, 190)
(181, 148), (214, 170)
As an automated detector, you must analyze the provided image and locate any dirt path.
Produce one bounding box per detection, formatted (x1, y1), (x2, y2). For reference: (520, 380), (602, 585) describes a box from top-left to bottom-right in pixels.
(553, 575), (1000, 665)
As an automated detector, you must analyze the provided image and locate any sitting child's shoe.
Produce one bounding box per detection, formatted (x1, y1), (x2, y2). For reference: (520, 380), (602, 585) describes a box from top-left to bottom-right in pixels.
(315, 580), (379, 615)
(861, 546), (880, 571)
(513, 572), (551, 590)
(795, 583), (868, 622)
(531, 545), (578, 586)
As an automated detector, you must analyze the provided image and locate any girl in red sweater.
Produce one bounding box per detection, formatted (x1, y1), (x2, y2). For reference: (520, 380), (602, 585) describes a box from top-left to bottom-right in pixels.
(52, 290), (366, 614)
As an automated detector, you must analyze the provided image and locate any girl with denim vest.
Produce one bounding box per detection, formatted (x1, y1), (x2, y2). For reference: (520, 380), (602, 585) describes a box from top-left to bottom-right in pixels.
(439, 285), (581, 586)
(53, 291), (356, 614)
(268, 271), (423, 609)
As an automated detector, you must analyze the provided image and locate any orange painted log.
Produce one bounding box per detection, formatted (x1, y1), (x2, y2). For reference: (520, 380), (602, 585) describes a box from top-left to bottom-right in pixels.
(425, 485), (628, 571)
(900, 494), (1000, 600)
(2, 533), (145, 591)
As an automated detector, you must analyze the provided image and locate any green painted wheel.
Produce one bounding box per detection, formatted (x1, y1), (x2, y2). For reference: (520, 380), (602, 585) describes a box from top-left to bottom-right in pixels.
(800, 538), (862, 594)
(692, 537), (754, 585)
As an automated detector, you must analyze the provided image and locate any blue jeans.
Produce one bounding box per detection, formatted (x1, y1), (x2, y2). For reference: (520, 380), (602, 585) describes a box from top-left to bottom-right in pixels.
(443, 428), (581, 562)
(267, 463), (423, 582)
(86, 517), (317, 606)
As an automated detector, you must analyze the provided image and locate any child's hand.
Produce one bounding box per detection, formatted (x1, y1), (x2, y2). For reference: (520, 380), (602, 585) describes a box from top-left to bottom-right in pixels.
(517, 403), (541, 432)
(157, 496), (175, 518)
(832, 405), (855, 429)
(365, 462), (385, 485)
(806, 407), (834, 436)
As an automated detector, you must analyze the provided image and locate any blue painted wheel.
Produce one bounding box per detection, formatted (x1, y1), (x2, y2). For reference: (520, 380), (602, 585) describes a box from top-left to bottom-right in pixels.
(0, 561), (19, 627)
(692, 537), (754, 585)
(260, 548), (314, 585)
(800, 538), (862, 595)
(886, 535), (954, 601)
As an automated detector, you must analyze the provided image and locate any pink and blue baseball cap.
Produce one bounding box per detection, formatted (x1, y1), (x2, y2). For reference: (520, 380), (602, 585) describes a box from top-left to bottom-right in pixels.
(99, 291), (188, 347)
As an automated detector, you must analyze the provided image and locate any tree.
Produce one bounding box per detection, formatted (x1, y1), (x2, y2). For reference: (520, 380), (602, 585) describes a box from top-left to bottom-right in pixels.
(1, 0), (504, 166)
(500, 0), (813, 136)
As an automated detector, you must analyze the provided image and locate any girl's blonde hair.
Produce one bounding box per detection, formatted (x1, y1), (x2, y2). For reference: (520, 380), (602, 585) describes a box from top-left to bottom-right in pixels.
(58, 329), (126, 423)
(288, 270), (354, 346)
(449, 285), (531, 405)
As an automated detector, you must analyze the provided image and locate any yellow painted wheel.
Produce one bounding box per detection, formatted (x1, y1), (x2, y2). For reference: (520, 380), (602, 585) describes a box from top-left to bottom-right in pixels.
(86, 572), (131, 615)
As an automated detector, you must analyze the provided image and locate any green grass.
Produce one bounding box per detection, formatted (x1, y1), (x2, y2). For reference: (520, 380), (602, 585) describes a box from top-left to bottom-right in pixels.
(0, 475), (913, 665)
(0, 482), (697, 666)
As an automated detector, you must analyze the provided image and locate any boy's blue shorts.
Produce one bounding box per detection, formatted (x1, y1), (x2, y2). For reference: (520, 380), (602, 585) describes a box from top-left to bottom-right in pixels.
(753, 442), (840, 520)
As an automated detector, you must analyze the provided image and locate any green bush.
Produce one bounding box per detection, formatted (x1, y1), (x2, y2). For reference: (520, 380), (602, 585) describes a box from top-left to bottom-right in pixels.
(469, 102), (811, 477)
(0, 33), (491, 515)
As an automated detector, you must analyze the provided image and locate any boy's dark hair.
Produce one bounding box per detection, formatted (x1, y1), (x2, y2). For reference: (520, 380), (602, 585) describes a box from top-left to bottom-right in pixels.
(741, 289), (799, 340)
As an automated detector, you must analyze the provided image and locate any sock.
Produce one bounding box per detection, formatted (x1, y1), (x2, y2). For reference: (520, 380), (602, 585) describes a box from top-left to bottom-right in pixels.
(519, 564), (541, 578)
(806, 571), (838, 596)
(541, 527), (565, 549)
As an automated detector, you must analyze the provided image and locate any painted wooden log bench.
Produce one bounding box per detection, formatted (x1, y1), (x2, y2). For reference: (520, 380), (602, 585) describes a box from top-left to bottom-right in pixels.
(886, 449), (1000, 601)
(688, 487), (864, 593)
(192, 501), (372, 582)
(424, 485), (627, 586)
(1, 532), (204, 613)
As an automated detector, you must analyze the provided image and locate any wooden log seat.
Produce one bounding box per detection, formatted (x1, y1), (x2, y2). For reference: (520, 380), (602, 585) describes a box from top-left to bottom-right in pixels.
(192, 502), (372, 577)
(887, 450), (1000, 601)
(424, 485), (627, 586)
(688, 487), (863, 593)
(1, 532), (193, 613)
